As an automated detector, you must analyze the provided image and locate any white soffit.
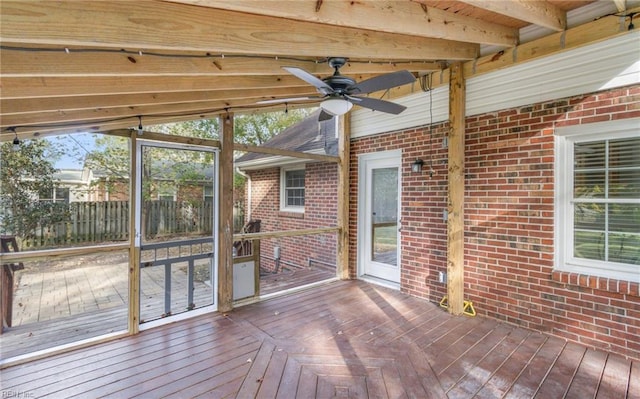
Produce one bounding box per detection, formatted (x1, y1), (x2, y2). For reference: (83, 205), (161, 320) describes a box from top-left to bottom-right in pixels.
(351, 31), (640, 138)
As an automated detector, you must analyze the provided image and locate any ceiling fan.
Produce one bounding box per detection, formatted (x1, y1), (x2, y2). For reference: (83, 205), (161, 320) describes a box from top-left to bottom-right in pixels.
(258, 57), (416, 121)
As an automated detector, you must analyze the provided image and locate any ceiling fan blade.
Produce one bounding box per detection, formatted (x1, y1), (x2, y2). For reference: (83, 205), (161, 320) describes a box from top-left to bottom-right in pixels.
(283, 67), (334, 94)
(256, 96), (320, 104)
(318, 110), (335, 121)
(347, 95), (407, 114)
(348, 70), (416, 95)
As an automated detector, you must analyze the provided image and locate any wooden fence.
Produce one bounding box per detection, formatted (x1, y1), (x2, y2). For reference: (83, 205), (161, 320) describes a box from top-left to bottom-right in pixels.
(21, 200), (244, 249)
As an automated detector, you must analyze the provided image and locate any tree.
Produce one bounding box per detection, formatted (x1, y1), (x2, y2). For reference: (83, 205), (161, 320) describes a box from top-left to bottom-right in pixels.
(83, 134), (131, 199)
(150, 108), (314, 145)
(82, 109), (314, 230)
(234, 108), (315, 145)
(0, 139), (67, 241)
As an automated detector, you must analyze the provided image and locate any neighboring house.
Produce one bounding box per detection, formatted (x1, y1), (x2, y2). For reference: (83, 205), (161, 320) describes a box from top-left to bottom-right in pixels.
(50, 162), (214, 204)
(27, 162), (218, 247)
(38, 168), (94, 203)
(235, 110), (339, 272)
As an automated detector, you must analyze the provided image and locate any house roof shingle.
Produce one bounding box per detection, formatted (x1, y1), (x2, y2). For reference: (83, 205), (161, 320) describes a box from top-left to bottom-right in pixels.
(235, 110), (337, 166)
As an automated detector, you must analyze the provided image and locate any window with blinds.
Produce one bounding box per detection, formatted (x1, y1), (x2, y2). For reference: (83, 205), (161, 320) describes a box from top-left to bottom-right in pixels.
(555, 118), (640, 282)
(280, 166), (305, 212)
(573, 138), (640, 265)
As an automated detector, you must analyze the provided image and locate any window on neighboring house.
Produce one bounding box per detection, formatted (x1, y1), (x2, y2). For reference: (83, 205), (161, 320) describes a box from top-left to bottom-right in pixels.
(157, 184), (176, 202)
(280, 166), (305, 212)
(204, 185), (214, 203)
(38, 186), (70, 203)
(555, 119), (640, 282)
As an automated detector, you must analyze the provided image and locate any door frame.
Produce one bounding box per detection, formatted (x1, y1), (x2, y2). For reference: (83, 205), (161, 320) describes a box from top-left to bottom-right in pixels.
(134, 139), (220, 329)
(356, 149), (402, 288)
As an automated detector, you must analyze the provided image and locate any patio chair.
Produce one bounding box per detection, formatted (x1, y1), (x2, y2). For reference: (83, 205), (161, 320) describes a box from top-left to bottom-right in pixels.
(233, 219), (261, 257)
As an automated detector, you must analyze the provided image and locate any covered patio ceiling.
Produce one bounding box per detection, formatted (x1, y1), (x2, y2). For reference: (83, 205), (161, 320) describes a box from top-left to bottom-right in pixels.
(0, 0), (609, 141)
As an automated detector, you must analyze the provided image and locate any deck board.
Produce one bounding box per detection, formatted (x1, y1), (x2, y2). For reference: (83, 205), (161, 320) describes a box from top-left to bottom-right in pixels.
(595, 353), (632, 399)
(1, 266), (335, 359)
(629, 361), (640, 398)
(564, 349), (609, 399)
(474, 332), (548, 398)
(1, 280), (637, 398)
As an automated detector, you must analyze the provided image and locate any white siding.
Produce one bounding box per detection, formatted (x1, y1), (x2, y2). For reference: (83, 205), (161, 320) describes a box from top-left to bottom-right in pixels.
(351, 31), (640, 138)
(351, 86), (449, 139)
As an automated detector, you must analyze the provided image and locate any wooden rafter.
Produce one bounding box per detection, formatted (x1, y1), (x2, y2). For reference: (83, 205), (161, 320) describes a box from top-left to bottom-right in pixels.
(0, 1), (478, 61)
(0, 97), (315, 130)
(0, 46), (441, 77)
(0, 87), (319, 115)
(1, 75), (315, 99)
(0, 1), (622, 140)
(612, 0), (626, 12)
(459, 0), (566, 31)
(166, 0), (518, 46)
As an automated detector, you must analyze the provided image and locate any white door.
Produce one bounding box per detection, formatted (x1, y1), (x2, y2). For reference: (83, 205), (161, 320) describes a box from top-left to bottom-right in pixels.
(358, 150), (402, 284)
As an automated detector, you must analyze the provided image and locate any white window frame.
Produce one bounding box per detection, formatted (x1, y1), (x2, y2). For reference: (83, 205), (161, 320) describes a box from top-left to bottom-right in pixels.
(280, 164), (305, 213)
(38, 186), (70, 203)
(554, 118), (640, 283)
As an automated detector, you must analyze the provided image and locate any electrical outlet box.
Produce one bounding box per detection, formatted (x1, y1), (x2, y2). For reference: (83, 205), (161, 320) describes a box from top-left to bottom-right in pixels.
(438, 271), (447, 283)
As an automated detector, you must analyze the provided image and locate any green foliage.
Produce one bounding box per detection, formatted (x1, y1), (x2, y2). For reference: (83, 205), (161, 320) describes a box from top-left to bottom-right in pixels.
(150, 119), (220, 140)
(0, 140), (68, 239)
(149, 108), (314, 145)
(86, 135), (130, 179)
(79, 109), (312, 214)
(234, 108), (315, 145)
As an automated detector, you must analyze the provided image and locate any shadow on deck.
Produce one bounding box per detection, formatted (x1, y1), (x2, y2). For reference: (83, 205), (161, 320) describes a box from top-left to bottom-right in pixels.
(1, 280), (638, 398)
(0, 257), (335, 360)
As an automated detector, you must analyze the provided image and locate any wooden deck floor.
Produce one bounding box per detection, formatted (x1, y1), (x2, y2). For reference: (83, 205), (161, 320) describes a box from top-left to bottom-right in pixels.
(1, 280), (637, 398)
(1, 266), (335, 360)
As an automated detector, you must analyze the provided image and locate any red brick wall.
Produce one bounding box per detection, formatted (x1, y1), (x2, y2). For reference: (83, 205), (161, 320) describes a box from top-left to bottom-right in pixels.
(349, 85), (640, 360)
(349, 124), (450, 301)
(245, 162), (338, 272)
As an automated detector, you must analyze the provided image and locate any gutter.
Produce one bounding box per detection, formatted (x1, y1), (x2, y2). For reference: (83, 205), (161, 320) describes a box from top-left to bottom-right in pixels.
(235, 167), (251, 222)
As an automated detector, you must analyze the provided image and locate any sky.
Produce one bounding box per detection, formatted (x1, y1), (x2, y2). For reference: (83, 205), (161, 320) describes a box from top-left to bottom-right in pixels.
(47, 133), (97, 170)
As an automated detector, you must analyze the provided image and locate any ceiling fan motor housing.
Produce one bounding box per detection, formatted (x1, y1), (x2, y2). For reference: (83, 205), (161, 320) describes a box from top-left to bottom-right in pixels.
(322, 75), (356, 94)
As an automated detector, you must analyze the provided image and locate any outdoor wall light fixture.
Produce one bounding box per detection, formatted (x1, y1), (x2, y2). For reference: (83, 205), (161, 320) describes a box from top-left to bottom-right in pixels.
(320, 97), (353, 116)
(412, 158), (424, 173)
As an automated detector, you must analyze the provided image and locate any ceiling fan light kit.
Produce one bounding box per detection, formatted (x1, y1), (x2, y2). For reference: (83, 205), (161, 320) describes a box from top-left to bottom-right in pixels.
(320, 97), (354, 116)
(258, 57), (416, 120)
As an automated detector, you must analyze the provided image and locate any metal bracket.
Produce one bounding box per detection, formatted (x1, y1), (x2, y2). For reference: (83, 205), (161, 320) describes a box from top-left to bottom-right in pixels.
(439, 296), (477, 317)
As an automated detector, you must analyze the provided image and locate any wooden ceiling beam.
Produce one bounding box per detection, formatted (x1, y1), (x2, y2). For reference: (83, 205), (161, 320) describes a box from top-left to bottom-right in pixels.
(0, 96), (319, 130)
(611, 0), (627, 12)
(459, 0), (566, 32)
(166, 0), (518, 47)
(1, 74), (339, 99)
(1, 87), (319, 115)
(1, 104), (313, 140)
(0, 0), (478, 61)
(0, 46), (442, 77)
